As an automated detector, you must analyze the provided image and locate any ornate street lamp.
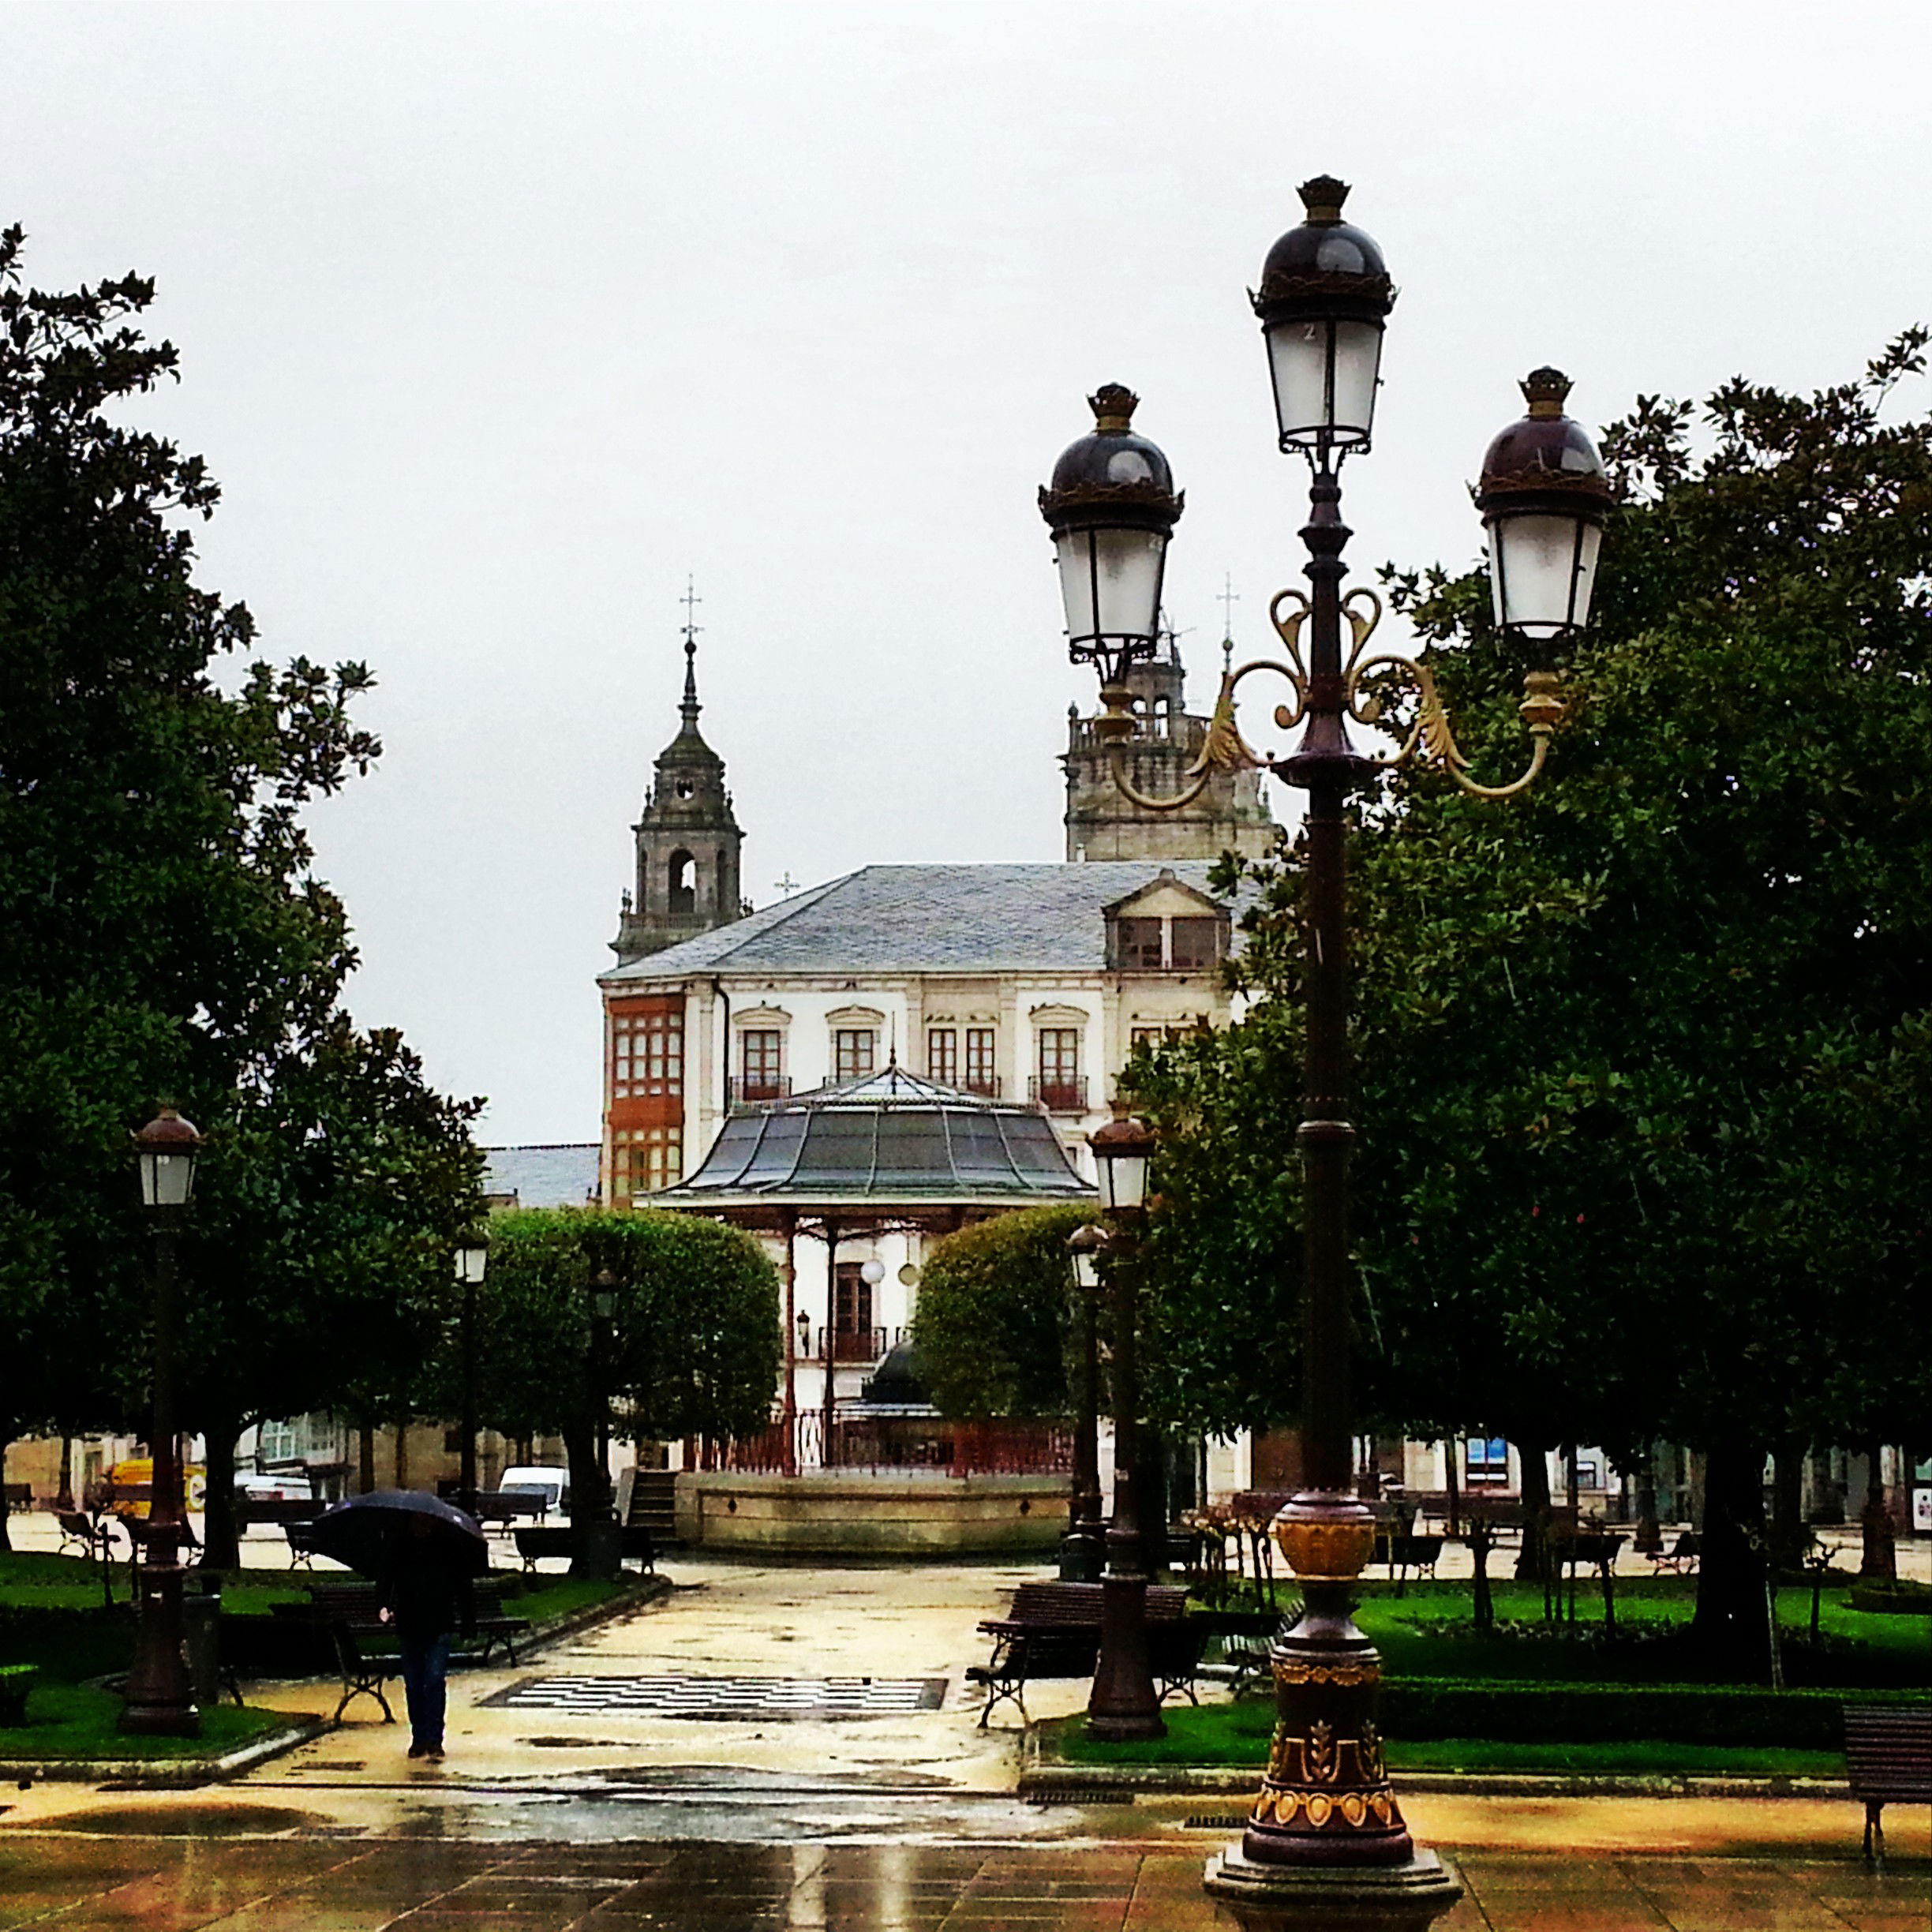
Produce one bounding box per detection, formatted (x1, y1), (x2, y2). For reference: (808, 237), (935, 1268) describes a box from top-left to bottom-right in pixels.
(1045, 175), (1597, 1929)
(122, 1106), (203, 1737)
(1252, 174), (1395, 459)
(454, 1233), (488, 1520)
(1083, 1104), (1163, 1743)
(1060, 1223), (1106, 1582)
(1477, 367), (1610, 640)
(1039, 384), (1184, 698)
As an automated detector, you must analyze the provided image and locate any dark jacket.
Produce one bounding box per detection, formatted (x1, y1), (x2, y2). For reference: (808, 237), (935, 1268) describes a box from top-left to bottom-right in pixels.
(380, 1546), (476, 1639)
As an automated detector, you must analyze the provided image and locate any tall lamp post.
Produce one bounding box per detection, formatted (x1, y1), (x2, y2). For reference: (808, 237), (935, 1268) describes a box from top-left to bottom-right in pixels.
(454, 1233), (489, 1520)
(581, 1268), (622, 1578)
(1042, 177), (1604, 1926)
(121, 1106), (203, 1737)
(1060, 1223), (1106, 1582)
(1084, 1105), (1163, 1743)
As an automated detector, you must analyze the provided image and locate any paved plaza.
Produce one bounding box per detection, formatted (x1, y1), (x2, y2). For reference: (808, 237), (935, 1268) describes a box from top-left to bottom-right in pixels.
(0, 1544), (1924, 1927)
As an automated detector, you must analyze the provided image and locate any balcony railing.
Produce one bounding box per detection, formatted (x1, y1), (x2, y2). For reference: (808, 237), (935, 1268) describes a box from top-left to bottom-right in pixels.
(1028, 1075), (1088, 1114)
(794, 1325), (899, 1364)
(728, 1074), (792, 1104)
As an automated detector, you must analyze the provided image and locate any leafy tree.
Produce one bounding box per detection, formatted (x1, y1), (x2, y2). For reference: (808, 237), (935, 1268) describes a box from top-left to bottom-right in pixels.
(909, 1204), (1095, 1419)
(1133, 335), (1932, 1672)
(0, 227), (478, 1547)
(447, 1208), (781, 1574)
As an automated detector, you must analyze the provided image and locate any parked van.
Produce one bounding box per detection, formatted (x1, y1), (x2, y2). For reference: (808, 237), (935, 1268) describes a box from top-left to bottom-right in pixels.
(499, 1466), (570, 1516)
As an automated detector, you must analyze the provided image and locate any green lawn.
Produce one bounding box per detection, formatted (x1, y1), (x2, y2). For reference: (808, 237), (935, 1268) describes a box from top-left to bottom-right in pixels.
(0, 1679), (291, 1762)
(1045, 1706), (1843, 1779)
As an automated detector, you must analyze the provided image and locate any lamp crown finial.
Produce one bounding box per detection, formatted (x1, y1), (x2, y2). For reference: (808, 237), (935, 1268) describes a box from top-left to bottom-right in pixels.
(1297, 174), (1350, 223)
(1088, 384), (1138, 433)
(1520, 367), (1573, 420)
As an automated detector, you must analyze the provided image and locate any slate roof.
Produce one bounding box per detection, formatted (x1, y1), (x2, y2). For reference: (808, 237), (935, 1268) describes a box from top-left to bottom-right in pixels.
(654, 1064), (1094, 1206)
(482, 1144), (599, 1209)
(600, 862), (1232, 982)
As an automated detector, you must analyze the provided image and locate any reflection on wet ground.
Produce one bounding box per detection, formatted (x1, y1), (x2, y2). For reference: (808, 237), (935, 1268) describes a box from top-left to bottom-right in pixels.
(0, 1831), (1926, 1931)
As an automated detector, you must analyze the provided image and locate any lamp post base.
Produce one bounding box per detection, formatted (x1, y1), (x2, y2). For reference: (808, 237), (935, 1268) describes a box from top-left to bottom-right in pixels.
(1084, 1571), (1164, 1743)
(118, 1558), (200, 1738)
(1204, 1845), (1463, 1932)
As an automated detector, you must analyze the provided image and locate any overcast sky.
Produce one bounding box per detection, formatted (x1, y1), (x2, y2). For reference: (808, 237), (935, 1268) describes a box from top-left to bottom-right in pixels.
(7, 3), (1929, 1144)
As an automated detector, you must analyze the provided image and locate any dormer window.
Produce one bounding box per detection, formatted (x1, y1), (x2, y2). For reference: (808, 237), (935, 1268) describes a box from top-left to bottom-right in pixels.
(1107, 904), (1228, 972)
(1170, 917), (1219, 971)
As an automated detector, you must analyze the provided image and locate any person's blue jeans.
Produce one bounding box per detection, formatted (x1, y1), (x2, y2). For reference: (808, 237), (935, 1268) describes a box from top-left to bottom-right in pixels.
(398, 1631), (451, 1750)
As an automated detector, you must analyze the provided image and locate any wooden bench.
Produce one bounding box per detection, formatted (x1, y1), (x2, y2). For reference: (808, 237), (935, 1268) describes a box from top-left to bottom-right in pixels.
(271, 1577), (533, 1719)
(235, 1497), (323, 1532)
(968, 1580), (1191, 1728)
(513, 1522), (656, 1574)
(55, 1510), (122, 1563)
(1844, 1704), (1932, 1862)
(474, 1490), (550, 1531)
(1647, 1531), (1701, 1575)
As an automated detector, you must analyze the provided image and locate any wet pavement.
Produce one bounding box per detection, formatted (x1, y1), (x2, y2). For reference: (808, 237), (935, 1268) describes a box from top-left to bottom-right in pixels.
(0, 1831), (1926, 1930)
(2, 1548), (1926, 1924)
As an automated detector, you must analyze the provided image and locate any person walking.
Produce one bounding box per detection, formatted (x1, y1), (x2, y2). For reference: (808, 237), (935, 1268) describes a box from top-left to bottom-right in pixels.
(379, 1512), (475, 1760)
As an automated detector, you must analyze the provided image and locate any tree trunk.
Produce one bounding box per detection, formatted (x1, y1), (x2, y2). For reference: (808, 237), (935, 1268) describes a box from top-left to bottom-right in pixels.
(1768, 1446), (1806, 1570)
(1691, 1437), (1771, 1675)
(1859, 1439), (1896, 1582)
(1443, 1441), (1461, 1537)
(1468, 1521), (1495, 1633)
(393, 1418), (410, 1491)
(200, 1418), (242, 1572)
(358, 1423), (376, 1496)
(1633, 1443), (1662, 1554)
(565, 1415), (618, 1580)
(1515, 1441), (1552, 1582)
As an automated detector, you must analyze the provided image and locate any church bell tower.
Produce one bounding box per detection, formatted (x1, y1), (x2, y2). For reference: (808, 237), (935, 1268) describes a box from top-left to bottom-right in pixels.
(612, 603), (747, 965)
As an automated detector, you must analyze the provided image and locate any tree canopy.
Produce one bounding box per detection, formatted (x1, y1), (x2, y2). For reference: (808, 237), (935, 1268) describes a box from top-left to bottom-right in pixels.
(0, 227), (481, 1550)
(909, 1204), (1094, 1419)
(1133, 335), (1932, 1659)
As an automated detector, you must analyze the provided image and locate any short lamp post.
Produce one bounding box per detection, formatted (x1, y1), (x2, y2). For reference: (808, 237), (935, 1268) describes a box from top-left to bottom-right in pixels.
(1043, 177), (1605, 1926)
(454, 1234), (489, 1520)
(1060, 1223), (1106, 1582)
(121, 1106), (203, 1737)
(1084, 1103), (1163, 1743)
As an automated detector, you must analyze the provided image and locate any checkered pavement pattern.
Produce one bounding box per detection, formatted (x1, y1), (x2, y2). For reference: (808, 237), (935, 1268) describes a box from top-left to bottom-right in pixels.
(481, 1672), (950, 1720)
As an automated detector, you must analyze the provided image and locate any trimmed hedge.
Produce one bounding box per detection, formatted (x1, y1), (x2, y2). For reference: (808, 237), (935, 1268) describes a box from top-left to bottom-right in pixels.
(1383, 1679), (1930, 1750)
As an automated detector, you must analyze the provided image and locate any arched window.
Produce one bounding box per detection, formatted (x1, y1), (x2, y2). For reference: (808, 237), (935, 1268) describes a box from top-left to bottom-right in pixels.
(668, 848), (697, 915)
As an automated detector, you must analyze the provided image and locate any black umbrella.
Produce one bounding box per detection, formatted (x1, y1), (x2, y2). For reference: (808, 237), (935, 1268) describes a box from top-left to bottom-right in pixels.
(307, 1490), (489, 1579)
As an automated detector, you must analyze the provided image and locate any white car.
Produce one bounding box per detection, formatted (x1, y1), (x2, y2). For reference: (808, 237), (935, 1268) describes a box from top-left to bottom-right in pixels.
(234, 1471), (314, 1503)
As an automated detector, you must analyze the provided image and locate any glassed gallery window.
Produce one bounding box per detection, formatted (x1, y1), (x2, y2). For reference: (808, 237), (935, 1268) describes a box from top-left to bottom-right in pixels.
(927, 1027), (957, 1085)
(964, 1026), (998, 1095)
(1169, 916), (1221, 971)
(834, 1028), (877, 1083)
(612, 1007), (683, 1099)
(1115, 917), (1164, 971)
(641, 1125), (682, 1193)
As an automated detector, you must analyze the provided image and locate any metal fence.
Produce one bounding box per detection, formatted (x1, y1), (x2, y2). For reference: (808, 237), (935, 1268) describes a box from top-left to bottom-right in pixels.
(697, 1410), (1073, 1477)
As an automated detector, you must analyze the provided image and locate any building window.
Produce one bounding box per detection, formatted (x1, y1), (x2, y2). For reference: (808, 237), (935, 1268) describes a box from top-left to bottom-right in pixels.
(834, 1028), (876, 1083)
(612, 1008), (683, 1099)
(964, 1026), (998, 1096)
(1115, 917), (1164, 971)
(927, 1027), (957, 1085)
(1034, 1028), (1084, 1113)
(1170, 916), (1221, 971)
(1130, 1021), (1204, 1050)
(831, 1262), (878, 1362)
(738, 1029), (784, 1102)
(641, 1125), (681, 1193)
(1465, 1438), (1510, 1488)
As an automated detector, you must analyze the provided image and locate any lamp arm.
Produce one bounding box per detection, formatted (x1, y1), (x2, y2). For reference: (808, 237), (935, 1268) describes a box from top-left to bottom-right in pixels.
(1347, 653), (1564, 800)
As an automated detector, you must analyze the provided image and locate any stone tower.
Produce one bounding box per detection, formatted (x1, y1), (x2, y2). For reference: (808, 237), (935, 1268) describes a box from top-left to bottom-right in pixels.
(612, 631), (746, 964)
(1062, 634), (1275, 863)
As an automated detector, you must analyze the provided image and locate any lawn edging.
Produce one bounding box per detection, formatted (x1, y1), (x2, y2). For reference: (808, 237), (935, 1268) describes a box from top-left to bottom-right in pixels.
(0, 1713), (329, 1787)
(1017, 1723), (1854, 1803)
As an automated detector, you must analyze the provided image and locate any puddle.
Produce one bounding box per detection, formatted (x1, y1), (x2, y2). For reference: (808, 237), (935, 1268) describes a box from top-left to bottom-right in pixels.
(37, 1803), (325, 1837)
